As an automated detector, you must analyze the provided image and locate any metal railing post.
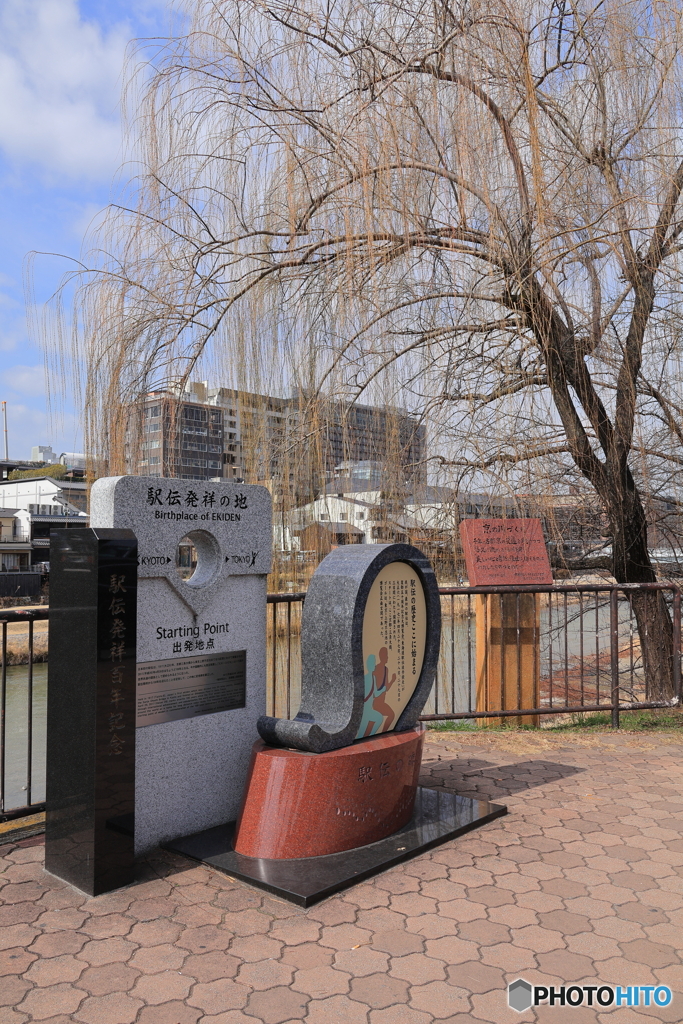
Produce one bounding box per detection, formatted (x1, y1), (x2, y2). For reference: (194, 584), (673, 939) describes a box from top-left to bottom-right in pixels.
(673, 587), (681, 704)
(26, 620), (34, 807)
(610, 588), (620, 728)
(1, 621), (6, 813)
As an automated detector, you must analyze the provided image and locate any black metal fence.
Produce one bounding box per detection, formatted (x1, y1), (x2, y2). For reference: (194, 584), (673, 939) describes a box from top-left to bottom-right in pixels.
(2, 584), (681, 818)
(266, 583), (682, 726)
(1, 609), (48, 819)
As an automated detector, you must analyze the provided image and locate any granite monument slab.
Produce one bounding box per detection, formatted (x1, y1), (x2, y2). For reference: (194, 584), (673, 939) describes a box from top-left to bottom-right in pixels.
(168, 788), (507, 907)
(90, 476), (272, 855)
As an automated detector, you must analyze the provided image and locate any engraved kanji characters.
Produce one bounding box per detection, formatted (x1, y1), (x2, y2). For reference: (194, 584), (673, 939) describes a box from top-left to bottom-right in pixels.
(146, 487), (163, 506)
(110, 641), (125, 662)
(107, 734), (125, 755)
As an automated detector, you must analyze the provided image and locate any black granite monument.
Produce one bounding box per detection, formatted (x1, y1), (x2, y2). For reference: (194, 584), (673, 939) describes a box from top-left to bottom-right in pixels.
(45, 529), (137, 895)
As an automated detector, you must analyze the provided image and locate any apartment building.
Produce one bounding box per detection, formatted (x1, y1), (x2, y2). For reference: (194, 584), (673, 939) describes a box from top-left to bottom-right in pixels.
(133, 385), (242, 482)
(132, 383), (425, 503)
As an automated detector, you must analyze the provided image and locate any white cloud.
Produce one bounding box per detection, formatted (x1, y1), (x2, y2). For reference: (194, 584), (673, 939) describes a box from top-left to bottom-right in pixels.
(0, 329), (23, 354)
(3, 364), (47, 397)
(0, 0), (130, 179)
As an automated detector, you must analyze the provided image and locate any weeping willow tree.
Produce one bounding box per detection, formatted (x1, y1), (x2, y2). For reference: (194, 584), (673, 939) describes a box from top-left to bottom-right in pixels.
(61, 0), (683, 696)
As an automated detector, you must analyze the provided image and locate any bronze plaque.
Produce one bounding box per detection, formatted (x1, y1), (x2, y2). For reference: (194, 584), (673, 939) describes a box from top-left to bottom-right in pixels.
(136, 650), (246, 726)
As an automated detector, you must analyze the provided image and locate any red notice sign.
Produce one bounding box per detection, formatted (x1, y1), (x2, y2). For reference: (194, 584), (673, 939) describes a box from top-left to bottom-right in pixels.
(459, 518), (553, 586)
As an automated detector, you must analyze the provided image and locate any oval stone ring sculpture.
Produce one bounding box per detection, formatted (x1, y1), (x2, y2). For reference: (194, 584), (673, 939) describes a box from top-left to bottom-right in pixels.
(257, 543), (441, 753)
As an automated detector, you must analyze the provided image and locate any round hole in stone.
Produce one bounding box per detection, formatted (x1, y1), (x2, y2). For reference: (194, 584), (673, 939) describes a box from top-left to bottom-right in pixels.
(175, 530), (220, 587)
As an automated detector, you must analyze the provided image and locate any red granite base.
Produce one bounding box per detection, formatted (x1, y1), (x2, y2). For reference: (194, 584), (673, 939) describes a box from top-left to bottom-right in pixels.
(234, 726), (425, 859)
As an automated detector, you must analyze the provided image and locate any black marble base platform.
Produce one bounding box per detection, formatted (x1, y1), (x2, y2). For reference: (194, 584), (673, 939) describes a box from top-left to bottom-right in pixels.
(164, 787), (507, 907)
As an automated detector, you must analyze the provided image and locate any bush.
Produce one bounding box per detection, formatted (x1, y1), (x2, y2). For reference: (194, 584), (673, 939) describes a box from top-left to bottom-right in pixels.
(9, 463), (67, 480)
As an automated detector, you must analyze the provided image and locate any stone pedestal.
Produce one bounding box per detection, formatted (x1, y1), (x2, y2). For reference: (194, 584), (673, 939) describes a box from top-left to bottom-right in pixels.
(235, 726), (425, 859)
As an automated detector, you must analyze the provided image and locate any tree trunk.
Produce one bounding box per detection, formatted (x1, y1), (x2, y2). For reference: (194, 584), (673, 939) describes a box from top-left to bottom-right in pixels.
(607, 478), (674, 701)
(630, 591), (675, 701)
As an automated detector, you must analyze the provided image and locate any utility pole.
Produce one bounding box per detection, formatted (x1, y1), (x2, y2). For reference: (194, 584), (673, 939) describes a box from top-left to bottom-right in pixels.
(1, 402), (7, 460)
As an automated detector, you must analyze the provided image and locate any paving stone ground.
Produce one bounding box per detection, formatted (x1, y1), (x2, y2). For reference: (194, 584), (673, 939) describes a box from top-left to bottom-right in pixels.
(2, 731), (683, 1024)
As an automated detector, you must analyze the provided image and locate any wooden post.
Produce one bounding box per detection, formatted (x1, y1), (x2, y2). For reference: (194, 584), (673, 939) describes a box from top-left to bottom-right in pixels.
(476, 593), (540, 727)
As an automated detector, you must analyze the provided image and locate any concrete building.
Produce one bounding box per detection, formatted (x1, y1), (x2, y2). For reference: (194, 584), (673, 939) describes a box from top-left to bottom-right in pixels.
(58, 452), (86, 472)
(131, 383), (425, 503)
(0, 477), (88, 566)
(31, 445), (58, 464)
(132, 384), (242, 482)
(313, 401), (425, 489)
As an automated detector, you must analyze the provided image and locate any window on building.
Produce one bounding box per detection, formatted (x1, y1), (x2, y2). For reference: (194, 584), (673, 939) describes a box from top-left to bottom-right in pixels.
(339, 513), (347, 521)
(182, 406), (208, 423)
(320, 514), (330, 521)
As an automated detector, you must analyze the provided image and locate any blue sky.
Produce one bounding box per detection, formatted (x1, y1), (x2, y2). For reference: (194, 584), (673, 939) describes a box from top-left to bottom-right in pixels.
(0, 0), (178, 459)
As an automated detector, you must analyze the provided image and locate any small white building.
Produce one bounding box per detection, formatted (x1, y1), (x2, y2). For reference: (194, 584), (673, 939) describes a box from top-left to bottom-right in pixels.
(0, 508), (31, 570)
(0, 477), (88, 567)
(288, 494), (416, 548)
(289, 495), (375, 543)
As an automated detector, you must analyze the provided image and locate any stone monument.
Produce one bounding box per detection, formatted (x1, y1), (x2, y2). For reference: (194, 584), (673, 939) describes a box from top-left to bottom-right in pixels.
(45, 528), (137, 895)
(90, 476), (272, 854)
(258, 543), (441, 752)
(168, 543), (507, 905)
(460, 518), (552, 726)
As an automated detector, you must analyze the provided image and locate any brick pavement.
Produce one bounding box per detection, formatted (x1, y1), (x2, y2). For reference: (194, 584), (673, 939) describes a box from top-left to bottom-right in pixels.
(2, 731), (683, 1023)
